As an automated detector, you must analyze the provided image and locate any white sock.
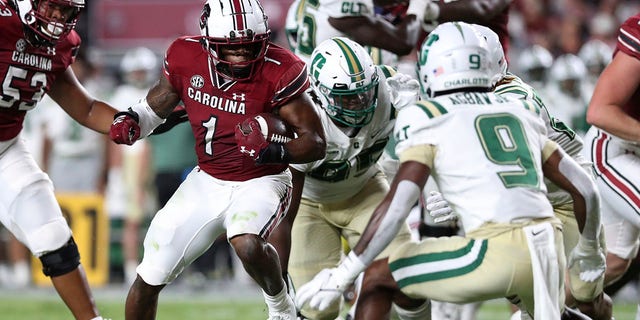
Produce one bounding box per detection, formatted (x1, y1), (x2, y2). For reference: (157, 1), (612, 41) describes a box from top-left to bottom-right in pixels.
(263, 283), (290, 312)
(393, 300), (431, 320)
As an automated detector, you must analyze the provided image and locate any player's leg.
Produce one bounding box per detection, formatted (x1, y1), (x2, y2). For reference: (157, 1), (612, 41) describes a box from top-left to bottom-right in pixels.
(11, 187), (99, 319)
(0, 139), (101, 320)
(553, 202), (613, 320)
(288, 198), (343, 320)
(125, 168), (228, 319)
(355, 258), (426, 320)
(584, 129), (640, 285)
(225, 170), (296, 319)
(384, 221), (563, 318)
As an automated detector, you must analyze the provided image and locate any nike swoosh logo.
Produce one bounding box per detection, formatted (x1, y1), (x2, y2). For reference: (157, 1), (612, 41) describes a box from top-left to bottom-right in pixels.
(531, 229), (545, 236)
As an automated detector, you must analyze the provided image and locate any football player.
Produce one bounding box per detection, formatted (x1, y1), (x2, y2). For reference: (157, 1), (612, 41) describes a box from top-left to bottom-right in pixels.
(583, 12), (640, 320)
(270, 36), (423, 320)
(293, 0), (423, 66)
(0, 1), (123, 319)
(108, 0), (326, 319)
(295, 21), (604, 320)
(431, 24), (612, 320)
(482, 24), (611, 320)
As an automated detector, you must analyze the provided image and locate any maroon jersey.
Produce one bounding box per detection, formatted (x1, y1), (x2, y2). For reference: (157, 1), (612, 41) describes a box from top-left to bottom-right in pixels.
(0, 2), (80, 141)
(615, 13), (640, 121)
(163, 37), (309, 181)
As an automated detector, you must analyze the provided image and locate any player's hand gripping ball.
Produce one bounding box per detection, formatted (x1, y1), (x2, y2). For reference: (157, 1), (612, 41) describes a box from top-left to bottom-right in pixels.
(235, 113), (295, 164)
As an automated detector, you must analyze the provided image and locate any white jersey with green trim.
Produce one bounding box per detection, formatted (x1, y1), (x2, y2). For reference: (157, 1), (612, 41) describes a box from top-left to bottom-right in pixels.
(291, 65), (397, 203)
(394, 91), (555, 233)
(494, 73), (587, 206)
(295, 0), (397, 66)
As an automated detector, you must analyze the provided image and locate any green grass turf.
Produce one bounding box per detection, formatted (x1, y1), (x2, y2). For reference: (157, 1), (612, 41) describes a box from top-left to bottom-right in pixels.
(0, 293), (635, 320)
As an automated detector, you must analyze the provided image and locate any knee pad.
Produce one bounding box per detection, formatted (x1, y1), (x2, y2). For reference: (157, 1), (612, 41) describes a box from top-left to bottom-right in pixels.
(39, 237), (80, 277)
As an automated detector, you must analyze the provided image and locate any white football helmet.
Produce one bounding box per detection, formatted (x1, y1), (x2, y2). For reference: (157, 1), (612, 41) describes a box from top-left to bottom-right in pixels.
(120, 47), (158, 88)
(199, 0), (270, 81)
(309, 37), (379, 128)
(550, 53), (587, 98)
(418, 22), (492, 98)
(550, 54), (587, 82)
(13, 0), (85, 46)
(517, 45), (553, 84)
(578, 39), (613, 77)
(472, 24), (507, 84)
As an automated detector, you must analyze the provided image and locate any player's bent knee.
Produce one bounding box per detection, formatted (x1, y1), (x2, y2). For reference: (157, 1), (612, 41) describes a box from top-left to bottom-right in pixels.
(39, 237), (80, 277)
(26, 217), (72, 256)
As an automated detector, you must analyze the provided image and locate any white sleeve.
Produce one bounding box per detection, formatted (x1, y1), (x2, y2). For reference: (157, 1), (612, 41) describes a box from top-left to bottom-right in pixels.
(358, 180), (422, 265)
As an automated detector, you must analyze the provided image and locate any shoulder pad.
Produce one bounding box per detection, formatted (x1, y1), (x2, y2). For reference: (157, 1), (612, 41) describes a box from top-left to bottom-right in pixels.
(415, 100), (448, 119)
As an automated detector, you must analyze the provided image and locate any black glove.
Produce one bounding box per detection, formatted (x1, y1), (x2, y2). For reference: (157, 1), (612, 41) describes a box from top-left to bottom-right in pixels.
(150, 106), (188, 135)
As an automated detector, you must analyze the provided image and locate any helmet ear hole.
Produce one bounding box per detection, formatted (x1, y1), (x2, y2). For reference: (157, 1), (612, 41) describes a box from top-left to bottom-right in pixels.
(309, 37), (379, 128)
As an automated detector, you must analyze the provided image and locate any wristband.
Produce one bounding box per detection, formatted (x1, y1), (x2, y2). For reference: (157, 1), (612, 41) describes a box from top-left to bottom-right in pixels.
(257, 143), (292, 164)
(113, 109), (139, 122)
(129, 99), (165, 138)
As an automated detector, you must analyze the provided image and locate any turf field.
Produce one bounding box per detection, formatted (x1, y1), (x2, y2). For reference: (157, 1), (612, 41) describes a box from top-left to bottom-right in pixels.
(0, 284), (636, 319)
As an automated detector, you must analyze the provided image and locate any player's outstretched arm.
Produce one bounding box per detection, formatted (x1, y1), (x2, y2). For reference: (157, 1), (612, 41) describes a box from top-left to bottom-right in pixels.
(543, 143), (605, 301)
(47, 66), (119, 134)
(328, 14), (421, 56)
(109, 75), (182, 145)
(434, 0), (511, 25)
(542, 145), (600, 238)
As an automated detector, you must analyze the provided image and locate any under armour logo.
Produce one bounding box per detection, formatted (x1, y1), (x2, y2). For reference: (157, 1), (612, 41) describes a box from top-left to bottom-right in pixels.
(46, 46), (56, 55)
(239, 146), (255, 157)
(232, 93), (246, 101)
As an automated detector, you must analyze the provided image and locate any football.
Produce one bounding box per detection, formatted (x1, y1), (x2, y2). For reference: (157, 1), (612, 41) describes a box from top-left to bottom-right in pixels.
(252, 113), (296, 144)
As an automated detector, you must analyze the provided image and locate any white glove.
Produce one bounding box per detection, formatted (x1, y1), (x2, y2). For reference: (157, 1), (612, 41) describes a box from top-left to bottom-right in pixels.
(406, 0), (440, 32)
(386, 73), (420, 110)
(568, 237), (606, 301)
(425, 191), (456, 223)
(295, 252), (365, 311)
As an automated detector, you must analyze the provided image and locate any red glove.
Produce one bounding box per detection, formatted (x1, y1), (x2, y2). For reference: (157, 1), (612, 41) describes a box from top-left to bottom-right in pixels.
(235, 118), (269, 162)
(110, 109), (141, 145)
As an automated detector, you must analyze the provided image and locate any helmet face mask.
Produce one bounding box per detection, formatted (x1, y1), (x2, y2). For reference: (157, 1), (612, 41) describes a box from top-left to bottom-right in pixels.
(199, 0), (271, 81)
(17, 0), (84, 47)
(309, 37), (379, 128)
(319, 81), (378, 128)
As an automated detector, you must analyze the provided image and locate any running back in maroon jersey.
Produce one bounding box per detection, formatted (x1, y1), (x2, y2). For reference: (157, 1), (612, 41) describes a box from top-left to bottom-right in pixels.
(163, 37), (309, 181)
